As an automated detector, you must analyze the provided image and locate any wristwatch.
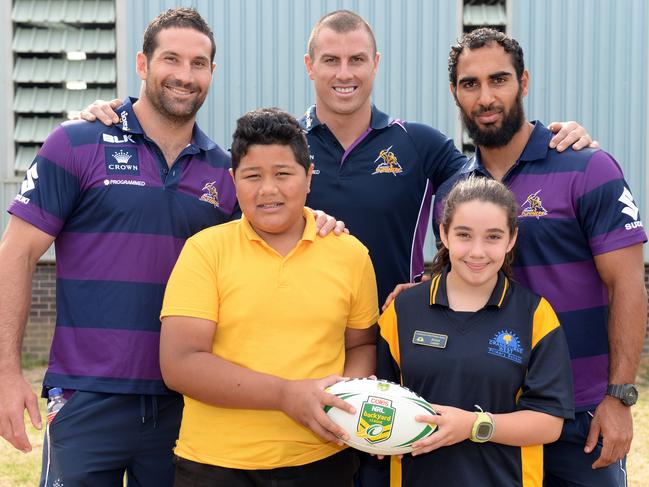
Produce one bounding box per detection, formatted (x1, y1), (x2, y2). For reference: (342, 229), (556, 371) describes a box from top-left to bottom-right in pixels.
(470, 411), (495, 443)
(606, 384), (639, 406)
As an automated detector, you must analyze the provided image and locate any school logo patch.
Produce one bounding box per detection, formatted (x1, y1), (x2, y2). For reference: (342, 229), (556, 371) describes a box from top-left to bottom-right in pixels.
(488, 329), (524, 364)
(199, 181), (220, 207)
(105, 147), (139, 175)
(356, 396), (395, 445)
(372, 145), (403, 175)
(520, 189), (547, 219)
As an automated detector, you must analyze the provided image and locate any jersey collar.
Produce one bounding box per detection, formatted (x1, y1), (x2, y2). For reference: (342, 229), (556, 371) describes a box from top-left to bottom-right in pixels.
(429, 266), (510, 309)
(299, 104), (392, 132)
(463, 120), (551, 177)
(115, 97), (217, 152)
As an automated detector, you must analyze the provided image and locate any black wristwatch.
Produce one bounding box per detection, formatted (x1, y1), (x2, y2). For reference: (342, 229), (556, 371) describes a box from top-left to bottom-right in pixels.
(606, 384), (638, 406)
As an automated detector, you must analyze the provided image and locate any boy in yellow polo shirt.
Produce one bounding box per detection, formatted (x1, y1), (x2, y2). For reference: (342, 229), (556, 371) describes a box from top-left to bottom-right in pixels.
(159, 107), (379, 486)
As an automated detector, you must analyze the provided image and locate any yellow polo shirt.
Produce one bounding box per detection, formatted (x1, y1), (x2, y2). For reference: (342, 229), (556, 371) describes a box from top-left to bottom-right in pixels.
(160, 209), (378, 469)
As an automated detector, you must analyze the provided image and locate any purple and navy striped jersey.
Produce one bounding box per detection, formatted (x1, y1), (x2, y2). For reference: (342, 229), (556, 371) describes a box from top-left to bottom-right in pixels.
(300, 105), (466, 305)
(8, 98), (236, 396)
(433, 121), (647, 410)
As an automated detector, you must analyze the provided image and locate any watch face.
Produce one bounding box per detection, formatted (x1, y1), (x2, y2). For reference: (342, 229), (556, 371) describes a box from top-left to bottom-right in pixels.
(623, 386), (638, 406)
(476, 423), (493, 439)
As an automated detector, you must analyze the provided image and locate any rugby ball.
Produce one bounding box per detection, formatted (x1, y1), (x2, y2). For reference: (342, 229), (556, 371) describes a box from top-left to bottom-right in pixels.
(325, 378), (437, 455)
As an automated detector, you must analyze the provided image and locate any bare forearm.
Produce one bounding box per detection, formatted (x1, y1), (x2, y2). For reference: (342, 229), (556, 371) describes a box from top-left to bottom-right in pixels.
(162, 350), (289, 409)
(491, 410), (563, 446)
(0, 246), (35, 374)
(607, 281), (647, 384)
(343, 344), (376, 378)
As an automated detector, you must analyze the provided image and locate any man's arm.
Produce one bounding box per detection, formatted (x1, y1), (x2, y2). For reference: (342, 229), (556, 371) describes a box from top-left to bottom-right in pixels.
(160, 315), (355, 445)
(343, 325), (377, 378)
(586, 243), (647, 468)
(0, 216), (55, 452)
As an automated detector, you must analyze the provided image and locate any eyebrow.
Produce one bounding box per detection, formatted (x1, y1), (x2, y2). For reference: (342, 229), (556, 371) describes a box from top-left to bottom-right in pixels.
(458, 70), (513, 85)
(452, 225), (506, 233)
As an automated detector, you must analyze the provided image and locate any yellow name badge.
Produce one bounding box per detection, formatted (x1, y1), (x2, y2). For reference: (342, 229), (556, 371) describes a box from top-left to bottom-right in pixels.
(412, 330), (448, 349)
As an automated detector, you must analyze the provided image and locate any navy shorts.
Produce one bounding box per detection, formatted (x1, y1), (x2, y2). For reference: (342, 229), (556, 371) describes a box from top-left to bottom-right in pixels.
(544, 411), (628, 487)
(40, 391), (183, 487)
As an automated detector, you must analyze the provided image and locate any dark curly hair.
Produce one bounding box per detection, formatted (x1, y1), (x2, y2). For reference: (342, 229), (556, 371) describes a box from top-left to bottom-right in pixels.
(230, 108), (311, 173)
(143, 7), (216, 62)
(448, 28), (524, 87)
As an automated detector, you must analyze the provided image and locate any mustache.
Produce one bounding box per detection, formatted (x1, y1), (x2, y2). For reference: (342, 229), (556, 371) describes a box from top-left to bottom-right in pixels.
(473, 104), (504, 116)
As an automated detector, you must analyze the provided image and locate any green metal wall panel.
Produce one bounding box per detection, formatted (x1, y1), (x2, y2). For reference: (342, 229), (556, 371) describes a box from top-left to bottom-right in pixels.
(512, 0), (648, 258)
(14, 27), (116, 54)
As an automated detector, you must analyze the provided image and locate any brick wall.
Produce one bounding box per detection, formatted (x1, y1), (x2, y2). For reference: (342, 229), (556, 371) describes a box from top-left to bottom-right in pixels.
(20, 262), (649, 361)
(21, 262), (56, 361)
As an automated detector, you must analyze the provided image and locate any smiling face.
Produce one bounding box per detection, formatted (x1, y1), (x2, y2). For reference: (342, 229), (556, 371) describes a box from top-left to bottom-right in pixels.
(440, 199), (517, 291)
(304, 26), (380, 122)
(233, 144), (313, 243)
(137, 27), (215, 124)
(451, 43), (528, 148)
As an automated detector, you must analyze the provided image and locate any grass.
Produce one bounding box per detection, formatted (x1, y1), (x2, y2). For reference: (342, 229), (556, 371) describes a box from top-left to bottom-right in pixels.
(1, 362), (649, 486)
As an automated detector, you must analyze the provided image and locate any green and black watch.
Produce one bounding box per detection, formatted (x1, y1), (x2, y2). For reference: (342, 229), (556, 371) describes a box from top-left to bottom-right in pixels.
(606, 384), (638, 406)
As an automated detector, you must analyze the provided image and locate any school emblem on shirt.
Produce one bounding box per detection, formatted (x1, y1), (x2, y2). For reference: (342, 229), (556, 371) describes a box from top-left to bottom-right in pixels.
(356, 396), (395, 445)
(520, 189), (547, 218)
(487, 329), (524, 364)
(105, 147), (139, 175)
(372, 145), (403, 175)
(199, 181), (220, 207)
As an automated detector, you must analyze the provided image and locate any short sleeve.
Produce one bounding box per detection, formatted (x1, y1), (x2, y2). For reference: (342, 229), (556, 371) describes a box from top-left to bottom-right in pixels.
(516, 298), (574, 419)
(346, 252), (379, 329)
(7, 125), (81, 236)
(576, 151), (647, 256)
(160, 237), (219, 323)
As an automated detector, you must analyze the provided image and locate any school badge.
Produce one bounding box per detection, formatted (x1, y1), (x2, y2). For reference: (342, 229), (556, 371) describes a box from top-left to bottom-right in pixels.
(356, 396), (395, 444)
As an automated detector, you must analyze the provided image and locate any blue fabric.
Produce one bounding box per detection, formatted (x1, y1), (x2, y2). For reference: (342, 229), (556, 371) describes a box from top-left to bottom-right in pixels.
(40, 391), (183, 487)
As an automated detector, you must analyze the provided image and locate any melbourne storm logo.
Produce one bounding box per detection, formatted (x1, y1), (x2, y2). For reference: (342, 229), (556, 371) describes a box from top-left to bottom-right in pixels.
(488, 330), (524, 364)
(520, 189), (547, 219)
(372, 146), (403, 175)
(199, 181), (220, 207)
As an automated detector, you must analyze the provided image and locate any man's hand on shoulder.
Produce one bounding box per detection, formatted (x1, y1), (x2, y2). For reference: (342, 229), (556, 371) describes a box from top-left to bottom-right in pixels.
(547, 121), (599, 152)
(78, 98), (122, 126)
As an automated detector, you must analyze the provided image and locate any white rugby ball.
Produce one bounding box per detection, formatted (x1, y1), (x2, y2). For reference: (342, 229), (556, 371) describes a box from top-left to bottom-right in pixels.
(325, 378), (436, 455)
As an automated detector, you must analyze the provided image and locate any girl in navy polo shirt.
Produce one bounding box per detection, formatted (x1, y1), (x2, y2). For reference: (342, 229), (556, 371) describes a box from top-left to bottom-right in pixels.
(377, 176), (574, 487)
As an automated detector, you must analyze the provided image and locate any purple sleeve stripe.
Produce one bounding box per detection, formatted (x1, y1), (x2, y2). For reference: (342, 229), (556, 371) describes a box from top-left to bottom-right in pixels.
(578, 151), (624, 198)
(38, 126), (76, 172)
(7, 201), (64, 237)
(410, 181), (433, 280)
(56, 231), (186, 283)
(570, 354), (608, 408)
(513, 261), (608, 312)
(48, 327), (162, 381)
(589, 227), (647, 256)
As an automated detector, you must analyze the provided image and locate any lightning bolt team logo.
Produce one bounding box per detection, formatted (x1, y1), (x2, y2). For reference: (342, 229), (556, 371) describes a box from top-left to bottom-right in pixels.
(372, 146), (403, 175)
(520, 189), (547, 218)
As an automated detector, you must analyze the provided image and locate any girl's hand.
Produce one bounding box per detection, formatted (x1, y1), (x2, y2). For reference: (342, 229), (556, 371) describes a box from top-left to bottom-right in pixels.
(411, 404), (476, 456)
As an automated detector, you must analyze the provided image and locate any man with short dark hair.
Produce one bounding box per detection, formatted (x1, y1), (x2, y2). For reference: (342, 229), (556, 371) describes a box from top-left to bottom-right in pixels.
(435, 28), (647, 486)
(160, 107), (378, 486)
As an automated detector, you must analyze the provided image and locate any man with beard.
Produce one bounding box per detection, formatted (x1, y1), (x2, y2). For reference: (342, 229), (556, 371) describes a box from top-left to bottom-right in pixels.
(0, 8), (339, 487)
(430, 28), (647, 486)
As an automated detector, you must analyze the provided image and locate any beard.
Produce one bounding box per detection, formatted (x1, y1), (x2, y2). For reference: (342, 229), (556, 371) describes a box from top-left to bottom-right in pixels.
(144, 78), (206, 125)
(459, 90), (525, 148)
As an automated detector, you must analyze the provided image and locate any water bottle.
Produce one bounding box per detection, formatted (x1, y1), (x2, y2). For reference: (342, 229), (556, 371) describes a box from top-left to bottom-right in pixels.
(46, 387), (66, 425)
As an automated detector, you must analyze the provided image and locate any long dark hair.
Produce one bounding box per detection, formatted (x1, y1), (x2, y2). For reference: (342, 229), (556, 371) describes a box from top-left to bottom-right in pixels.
(431, 176), (519, 277)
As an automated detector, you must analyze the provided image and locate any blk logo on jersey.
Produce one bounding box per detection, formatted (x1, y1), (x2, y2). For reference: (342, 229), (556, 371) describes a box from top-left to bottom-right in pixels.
(105, 147), (139, 175)
(372, 145), (403, 175)
(487, 330), (524, 364)
(520, 189), (547, 219)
